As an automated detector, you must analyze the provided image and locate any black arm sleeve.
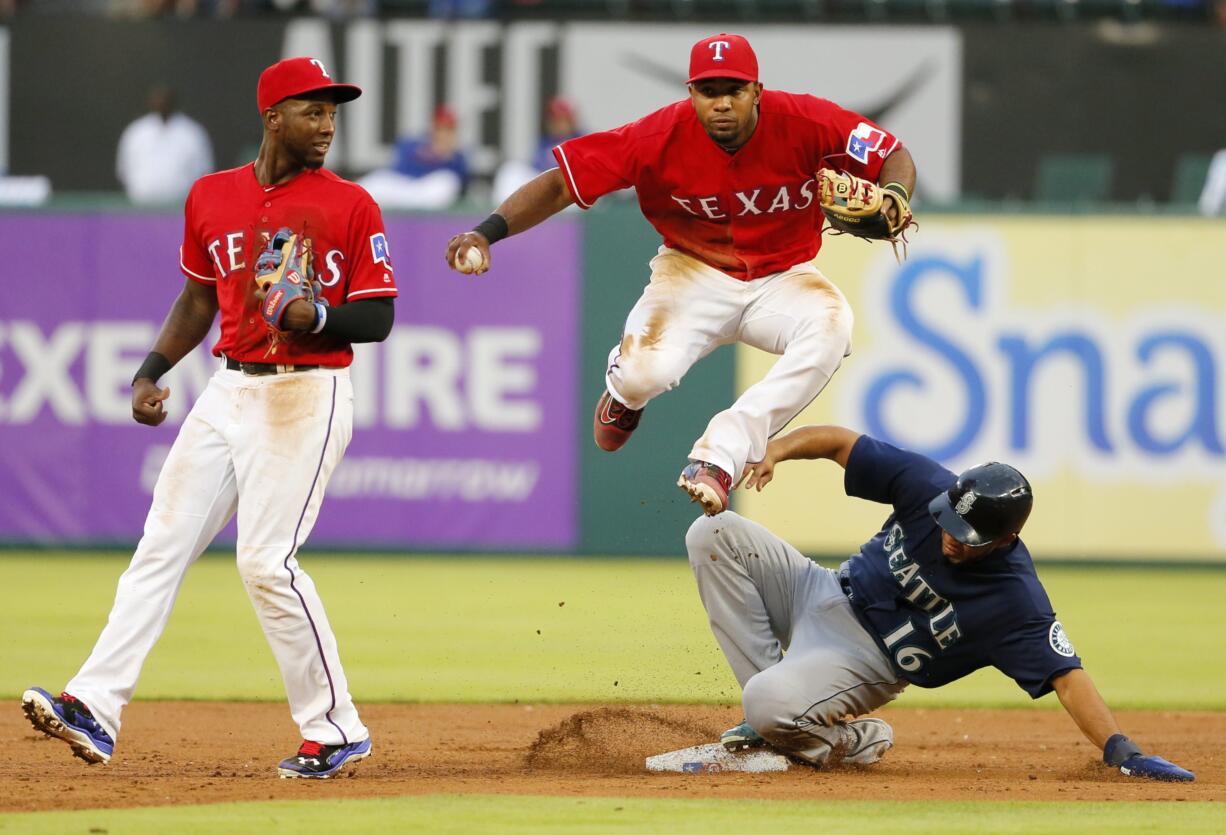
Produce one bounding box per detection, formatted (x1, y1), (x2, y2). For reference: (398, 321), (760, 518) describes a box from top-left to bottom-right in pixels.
(320, 297), (395, 343)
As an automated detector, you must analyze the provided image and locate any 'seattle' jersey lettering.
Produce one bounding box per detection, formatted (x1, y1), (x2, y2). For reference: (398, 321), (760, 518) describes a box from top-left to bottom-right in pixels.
(842, 437), (1082, 697)
(180, 163), (398, 366)
(553, 90), (899, 280)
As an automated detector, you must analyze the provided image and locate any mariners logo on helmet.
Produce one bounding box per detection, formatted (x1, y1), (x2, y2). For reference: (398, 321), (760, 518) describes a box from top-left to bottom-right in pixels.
(954, 492), (977, 516)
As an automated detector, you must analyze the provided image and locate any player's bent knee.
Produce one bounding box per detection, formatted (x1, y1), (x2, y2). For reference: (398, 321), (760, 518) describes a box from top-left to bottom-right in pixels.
(685, 515), (722, 566)
(685, 512), (752, 570)
(742, 672), (796, 743)
(609, 350), (685, 405)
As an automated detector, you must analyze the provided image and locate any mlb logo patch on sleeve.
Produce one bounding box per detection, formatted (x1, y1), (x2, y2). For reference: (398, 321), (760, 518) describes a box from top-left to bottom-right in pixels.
(847, 122), (887, 165)
(370, 233), (392, 269)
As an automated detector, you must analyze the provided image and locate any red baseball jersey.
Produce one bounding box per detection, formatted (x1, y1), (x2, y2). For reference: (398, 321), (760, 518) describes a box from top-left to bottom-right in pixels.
(180, 163), (398, 366)
(553, 90), (900, 280)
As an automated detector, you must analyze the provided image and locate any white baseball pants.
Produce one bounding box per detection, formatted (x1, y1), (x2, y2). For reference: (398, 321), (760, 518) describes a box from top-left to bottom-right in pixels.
(67, 365), (368, 747)
(604, 247), (853, 482)
(687, 512), (906, 765)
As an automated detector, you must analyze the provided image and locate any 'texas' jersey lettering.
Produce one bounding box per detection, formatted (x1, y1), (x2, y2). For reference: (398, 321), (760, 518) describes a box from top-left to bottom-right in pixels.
(203, 230), (355, 289)
(670, 179), (818, 220)
(180, 163), (397, 366)
(554, 90), (900, 280)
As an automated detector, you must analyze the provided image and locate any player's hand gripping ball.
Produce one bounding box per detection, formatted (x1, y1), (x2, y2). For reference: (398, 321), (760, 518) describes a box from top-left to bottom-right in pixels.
(453, 245), (488, 275)
(254, 227), (316, 330)
(816, 167), (914, 246)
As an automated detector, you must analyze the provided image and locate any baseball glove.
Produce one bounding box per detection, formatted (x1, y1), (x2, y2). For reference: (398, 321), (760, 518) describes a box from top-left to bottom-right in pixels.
(817, 168), (915, 256)
(254, 227), (316, 331)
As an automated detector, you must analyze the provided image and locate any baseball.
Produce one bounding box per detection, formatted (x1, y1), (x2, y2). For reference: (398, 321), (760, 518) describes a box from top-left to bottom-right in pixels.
(454, 247), (487, 274)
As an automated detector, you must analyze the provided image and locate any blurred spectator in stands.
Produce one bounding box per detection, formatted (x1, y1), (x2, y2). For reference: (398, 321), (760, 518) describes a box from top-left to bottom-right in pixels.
(428, 0), (495, 19)
(267, 0), (377, 16)
(1198, 149), (1226, 215)
(358, 105), (469, 210)
(493, 96), (582, 204)
(116, 84), (214, 205)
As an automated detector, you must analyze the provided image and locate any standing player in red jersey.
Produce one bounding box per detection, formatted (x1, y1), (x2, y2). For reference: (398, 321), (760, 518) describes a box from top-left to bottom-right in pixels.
(21, 57), (397, 779)
(445, 33), (916, 516)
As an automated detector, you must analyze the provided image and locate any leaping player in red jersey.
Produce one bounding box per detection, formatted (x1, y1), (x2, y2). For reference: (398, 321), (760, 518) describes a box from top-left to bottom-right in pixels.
(22, 57), (396, 779)
(445, 33), (916, 516)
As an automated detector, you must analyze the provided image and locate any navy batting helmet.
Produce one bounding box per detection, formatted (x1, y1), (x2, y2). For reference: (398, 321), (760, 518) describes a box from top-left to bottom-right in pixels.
(928, 462), (1033, 546)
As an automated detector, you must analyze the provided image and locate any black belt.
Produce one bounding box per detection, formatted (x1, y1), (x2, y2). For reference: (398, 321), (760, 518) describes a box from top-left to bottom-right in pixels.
(223, 356), (319, 376)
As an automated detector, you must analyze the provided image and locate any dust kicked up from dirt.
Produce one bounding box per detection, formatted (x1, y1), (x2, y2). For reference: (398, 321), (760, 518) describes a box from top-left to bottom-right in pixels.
(525, 706), (716, 773)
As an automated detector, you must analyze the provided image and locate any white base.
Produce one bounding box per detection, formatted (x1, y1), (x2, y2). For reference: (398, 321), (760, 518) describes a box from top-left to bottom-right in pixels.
(646, 743), (791, 774)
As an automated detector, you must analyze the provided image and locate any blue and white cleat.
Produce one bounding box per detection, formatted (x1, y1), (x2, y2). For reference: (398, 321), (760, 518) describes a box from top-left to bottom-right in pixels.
(721, 719), (767, 752)
(22, 687), (114, 764)
(278, 738), (372, 779)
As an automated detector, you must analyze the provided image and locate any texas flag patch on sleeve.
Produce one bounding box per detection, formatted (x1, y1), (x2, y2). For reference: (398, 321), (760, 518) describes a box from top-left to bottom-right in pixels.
(847, 122), (888, 165)
(370, 232), (392, 269)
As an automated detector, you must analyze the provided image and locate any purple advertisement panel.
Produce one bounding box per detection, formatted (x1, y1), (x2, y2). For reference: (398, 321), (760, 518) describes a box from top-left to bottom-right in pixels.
(0, 212), (581, 549)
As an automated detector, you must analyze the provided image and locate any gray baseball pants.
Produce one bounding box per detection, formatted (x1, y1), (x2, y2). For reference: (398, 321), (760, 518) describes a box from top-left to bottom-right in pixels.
(687, 512), (906, 764)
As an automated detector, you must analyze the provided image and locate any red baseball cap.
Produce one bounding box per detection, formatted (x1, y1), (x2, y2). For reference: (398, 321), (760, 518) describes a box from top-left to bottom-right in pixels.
(257, 57), (362, 113)
(687, 34), (758, 84)
(433, 104), (457, 129)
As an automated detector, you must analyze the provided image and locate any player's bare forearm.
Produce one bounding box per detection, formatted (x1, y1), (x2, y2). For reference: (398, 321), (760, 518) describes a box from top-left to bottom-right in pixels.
(1052, 668), (1122, 751)
(149, 280), (220, 366)
(446, 168), (575, 275)
(739, 425), (861, 491)
(495, 167), (576, 235)
(878, 146), (916, 197)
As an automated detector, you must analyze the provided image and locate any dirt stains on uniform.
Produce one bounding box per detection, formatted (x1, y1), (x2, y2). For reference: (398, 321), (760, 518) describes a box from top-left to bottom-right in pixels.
(793, 273), (849, 325)
(257, 376), (319, 428)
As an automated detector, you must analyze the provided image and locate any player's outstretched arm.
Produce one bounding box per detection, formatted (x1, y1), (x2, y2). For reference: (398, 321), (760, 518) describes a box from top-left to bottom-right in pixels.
(131, 279), (220, 427)
(446, 168), (575, 275)
(1052, 668), (1195, 782)
(739, 425), (861, 491)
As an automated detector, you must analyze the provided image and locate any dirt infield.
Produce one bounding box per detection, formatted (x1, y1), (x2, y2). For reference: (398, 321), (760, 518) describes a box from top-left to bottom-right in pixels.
(5, 702), (1222, 812)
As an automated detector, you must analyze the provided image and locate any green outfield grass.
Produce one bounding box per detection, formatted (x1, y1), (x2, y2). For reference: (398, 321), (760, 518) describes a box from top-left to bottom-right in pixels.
(1, 553), (1223, 709)
(0, 795), (1219, 834)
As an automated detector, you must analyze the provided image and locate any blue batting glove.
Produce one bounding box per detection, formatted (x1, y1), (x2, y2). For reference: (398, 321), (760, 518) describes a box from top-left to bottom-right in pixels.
(1104, 734), (1195, 782)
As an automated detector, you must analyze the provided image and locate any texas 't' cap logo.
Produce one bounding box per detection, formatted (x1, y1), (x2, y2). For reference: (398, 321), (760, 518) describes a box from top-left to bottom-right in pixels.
(708, 40), (731, 61)
(309, 58), (331, 79)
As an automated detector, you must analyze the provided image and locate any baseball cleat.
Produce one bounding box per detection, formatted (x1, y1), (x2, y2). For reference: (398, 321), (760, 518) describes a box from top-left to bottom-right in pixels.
(677, 461), (732, 515)
(721, 719), (767, 752)
(278, 738), (372, 779)
(593, 391), (644, 451)
(21, 687), (114, 764)
(835, 718), (894, 766)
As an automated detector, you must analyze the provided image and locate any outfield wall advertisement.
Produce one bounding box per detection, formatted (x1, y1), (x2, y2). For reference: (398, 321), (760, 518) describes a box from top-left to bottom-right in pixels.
(0, 213), (581, 549)
(737, 217), (1226, 561)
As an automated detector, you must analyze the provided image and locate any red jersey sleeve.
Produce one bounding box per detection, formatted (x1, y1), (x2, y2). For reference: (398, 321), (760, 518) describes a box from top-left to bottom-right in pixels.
(344, 198), (398, 302)
(179, 183), (216, 284)
(552, 123), (636, 209)
(807, 96), (901, 183)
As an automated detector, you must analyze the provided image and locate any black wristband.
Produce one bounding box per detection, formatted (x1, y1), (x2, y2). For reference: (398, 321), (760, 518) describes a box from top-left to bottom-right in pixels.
(1103, 733), (1143, 766)
(133, 351), (173, 386)
(473, 213), (509, 245)
(882, 181), (911, 203)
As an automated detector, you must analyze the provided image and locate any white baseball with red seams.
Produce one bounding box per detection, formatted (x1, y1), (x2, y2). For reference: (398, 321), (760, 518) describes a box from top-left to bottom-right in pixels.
(453, 246), (487, 274)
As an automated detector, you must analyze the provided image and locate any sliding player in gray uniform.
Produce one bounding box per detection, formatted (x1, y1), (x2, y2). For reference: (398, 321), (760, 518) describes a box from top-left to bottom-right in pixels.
(687, 424), (1194, 781)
